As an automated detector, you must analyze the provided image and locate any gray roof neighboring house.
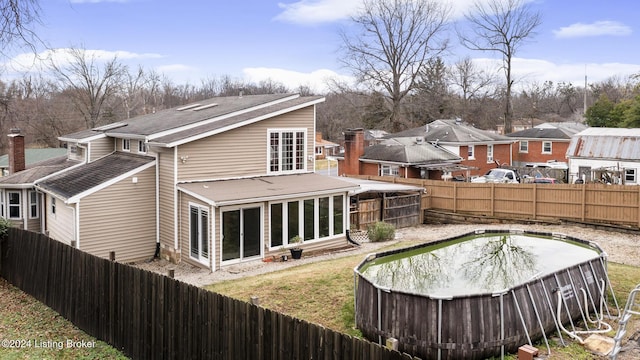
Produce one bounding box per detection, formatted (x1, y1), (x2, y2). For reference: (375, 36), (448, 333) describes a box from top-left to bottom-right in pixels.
(0, 156), (81, 188)
(387, 119), (513, 144)
(566, 127), (640, 160)
(36, 152), (155, 201)
(507, 122), (588, 140)
(360, 137), (462, 165)
(0, 148), (68, 169)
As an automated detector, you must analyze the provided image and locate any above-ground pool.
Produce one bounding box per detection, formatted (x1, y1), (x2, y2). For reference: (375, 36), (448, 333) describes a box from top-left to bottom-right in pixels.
(354, 229), (615, 360)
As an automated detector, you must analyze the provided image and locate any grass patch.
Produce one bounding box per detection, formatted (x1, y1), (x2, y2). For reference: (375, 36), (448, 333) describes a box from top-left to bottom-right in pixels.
(207, 244), (640, 359)
(0, 278), (127, 360)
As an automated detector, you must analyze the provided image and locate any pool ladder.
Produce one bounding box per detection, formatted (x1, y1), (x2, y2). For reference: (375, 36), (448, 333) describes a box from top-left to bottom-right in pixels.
(610, 283), (640, 359)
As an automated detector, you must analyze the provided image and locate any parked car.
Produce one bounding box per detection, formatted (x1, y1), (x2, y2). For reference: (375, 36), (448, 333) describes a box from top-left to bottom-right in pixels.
(471, 169), (520, 184)
(533, 177), (558, 184)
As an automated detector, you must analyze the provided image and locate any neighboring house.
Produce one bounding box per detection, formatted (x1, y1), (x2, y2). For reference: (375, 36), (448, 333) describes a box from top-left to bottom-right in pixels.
(386, 119), (515, 178)
(507, 122), (588, 166)
(337, 128), (462, 179)
(496, 118), (545, 135)
(2, 93), (359, 270)
(0, 147), (68, 176)
(0, 146), (80, 232)
(566, 127), (640, 185)
(364, 129), (388, 146)
(314, 132), (339, 159)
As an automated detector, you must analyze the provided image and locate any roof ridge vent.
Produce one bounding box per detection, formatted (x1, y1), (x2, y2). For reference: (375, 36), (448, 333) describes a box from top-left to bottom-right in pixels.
(94, 122), (127, 131)
(176, 103), (202, 111)
(191, 103), (219, 111)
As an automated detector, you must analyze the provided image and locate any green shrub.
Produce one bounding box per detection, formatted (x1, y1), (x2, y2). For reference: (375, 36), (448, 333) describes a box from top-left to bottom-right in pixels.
(0, 217), (11, 239)
(367, 221), (396, 242)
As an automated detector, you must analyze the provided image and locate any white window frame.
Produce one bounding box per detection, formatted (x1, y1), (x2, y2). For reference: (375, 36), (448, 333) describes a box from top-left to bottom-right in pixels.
(315, 146), (323, 155)
(519, 140), (529, 153)
(122, 138), (131, 152)
(51, 197), (56, 215)
(467, 145), (475, 160)
(138, 140), (147, 154)
(267, 128), (307, 174)
(268, 194), (346, 250)
(542, 141), (552, 154)
(7, 191), (21, 219)
(379, 164), (399, 177)
(0, 191), (4, 217)
(625, 168), (637, 183)
(28, 191), (39, 219)
(189, 203), (210, 265)
(487, 144), (494, 163)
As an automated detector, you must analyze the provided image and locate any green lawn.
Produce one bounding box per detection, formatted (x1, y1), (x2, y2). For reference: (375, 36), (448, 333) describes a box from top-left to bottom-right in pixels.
(0, 278), (127, 360)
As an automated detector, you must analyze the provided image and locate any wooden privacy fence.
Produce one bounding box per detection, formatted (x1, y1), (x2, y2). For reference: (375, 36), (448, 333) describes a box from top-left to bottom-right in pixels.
(0, 228), (419, 360)
(350, 194), (422, 231)
(351, 175), (640, 228)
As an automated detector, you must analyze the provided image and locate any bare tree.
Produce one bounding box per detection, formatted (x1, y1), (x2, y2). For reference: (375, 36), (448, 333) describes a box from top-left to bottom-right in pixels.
(48, 48), (128, 129)
(458, 0), (541, 133)
(0, 0), (42, 56)
(340, 0), (450, 132)
(449, 57), (496, 120)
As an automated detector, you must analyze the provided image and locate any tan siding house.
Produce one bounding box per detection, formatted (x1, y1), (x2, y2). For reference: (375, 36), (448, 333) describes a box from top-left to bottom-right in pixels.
(46, 194), (75, 245)
(9, 94), (359, 271)
(89, 137), (115, 161)
(79, 166), (156, 262)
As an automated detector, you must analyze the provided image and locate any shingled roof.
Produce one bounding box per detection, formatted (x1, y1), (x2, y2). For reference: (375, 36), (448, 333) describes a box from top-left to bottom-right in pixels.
(387, 119), (513, 144)
(0, 156), (80, 187)
(36, 152), (155, 201)
(361, 137), (461, 165)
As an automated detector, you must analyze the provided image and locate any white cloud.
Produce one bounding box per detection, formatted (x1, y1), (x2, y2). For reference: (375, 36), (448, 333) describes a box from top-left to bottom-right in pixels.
(0, 48), (164, 79)
(470, 57), (640, 90)
(553, 21), (632, 38)
(243, 67), (354, 93)
(274, 0), (361, 24)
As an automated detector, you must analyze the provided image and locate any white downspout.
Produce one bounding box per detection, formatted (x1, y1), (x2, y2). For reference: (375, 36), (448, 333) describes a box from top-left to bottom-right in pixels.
(74, 202), (80, 248)
(173, 147), (179, 251)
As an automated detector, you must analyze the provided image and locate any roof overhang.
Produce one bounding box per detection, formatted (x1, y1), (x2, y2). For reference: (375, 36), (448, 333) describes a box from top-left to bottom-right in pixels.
(336, 177), (425, 195)
(177, 173), (359, 207)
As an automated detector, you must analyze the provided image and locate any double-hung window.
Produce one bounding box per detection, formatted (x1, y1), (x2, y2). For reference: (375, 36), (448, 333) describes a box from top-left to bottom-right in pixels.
(468, 145), (475, 159)
(542, 141), (552, 154)
(486, 144), (494, 163)
(8, 191), (20, 219)
(29, 191), (39, 219)
(625, 168), (637, 184)
(519, 141), (528, 153)
(268, 129), (306, 173)
(138, 140), (147, 153)
(122, 139), (130, 152)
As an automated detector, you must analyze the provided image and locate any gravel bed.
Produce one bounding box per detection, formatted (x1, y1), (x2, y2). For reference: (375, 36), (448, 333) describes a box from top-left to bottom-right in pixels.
(134, 222), (640, 287)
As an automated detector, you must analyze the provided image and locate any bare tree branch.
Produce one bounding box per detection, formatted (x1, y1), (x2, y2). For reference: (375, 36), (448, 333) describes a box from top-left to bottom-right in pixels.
(340, 0), (451, 132)
(458, 0), (541, 133)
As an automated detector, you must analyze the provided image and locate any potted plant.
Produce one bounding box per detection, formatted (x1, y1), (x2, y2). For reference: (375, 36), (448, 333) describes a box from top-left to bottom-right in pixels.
(289, 235), (303, 259)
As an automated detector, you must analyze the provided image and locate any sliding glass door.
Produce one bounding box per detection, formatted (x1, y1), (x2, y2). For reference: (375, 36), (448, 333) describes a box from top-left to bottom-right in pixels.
(222, 206), (262, 262)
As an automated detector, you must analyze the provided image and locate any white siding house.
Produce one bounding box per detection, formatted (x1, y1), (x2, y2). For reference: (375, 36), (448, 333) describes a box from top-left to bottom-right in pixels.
(566, 127), (640, 184)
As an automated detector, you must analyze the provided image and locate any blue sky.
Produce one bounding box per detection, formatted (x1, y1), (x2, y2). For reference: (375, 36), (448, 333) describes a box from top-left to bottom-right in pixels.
(3, 0), (639, 93)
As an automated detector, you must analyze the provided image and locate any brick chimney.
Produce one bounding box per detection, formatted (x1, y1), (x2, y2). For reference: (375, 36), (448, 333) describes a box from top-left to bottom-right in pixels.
(341, 128), (365, 175)
(8, 128), (25, 174)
